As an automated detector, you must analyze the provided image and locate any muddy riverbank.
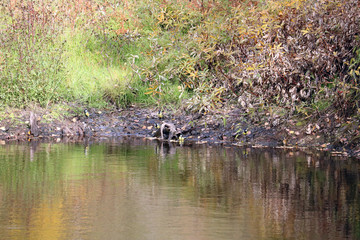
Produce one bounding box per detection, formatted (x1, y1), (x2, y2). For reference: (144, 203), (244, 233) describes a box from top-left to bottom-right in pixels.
(0, 106), (359, 158)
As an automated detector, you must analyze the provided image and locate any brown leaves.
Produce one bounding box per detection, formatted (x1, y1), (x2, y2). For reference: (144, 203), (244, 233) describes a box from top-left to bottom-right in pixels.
(184, 0), (360, 116)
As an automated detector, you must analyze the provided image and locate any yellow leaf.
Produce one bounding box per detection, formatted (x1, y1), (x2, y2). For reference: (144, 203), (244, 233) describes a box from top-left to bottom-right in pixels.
(301, 29), (309, 35)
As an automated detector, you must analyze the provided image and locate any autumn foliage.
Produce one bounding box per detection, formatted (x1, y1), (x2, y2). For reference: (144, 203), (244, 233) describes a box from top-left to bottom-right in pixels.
(0, 0), (359, 117)
(165, 0), (360, 116)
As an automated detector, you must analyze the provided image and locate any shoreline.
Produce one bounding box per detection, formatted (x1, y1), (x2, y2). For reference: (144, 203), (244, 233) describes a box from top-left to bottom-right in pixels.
(0, 106), (357, 158)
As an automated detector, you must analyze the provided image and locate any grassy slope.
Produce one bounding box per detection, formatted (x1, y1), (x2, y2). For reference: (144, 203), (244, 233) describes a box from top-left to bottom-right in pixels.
(0, 0), (359, 118)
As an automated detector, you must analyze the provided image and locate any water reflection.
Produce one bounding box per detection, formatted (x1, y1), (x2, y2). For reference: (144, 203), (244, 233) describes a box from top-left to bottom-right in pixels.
(0, 139), (359, 240)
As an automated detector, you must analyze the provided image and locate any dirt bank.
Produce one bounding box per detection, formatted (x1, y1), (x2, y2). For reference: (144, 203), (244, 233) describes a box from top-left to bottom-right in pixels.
(0, 106), (358, 158)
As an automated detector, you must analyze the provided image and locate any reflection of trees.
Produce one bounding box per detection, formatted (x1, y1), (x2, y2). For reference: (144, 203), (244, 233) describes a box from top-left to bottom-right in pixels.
(0, 140), (359, 239)
(0, 142), (117, 239)
(150, 146), (360, 239)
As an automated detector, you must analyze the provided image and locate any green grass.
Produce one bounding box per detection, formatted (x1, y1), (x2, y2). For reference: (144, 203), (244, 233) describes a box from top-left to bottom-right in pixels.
(63, 30), (132, 107)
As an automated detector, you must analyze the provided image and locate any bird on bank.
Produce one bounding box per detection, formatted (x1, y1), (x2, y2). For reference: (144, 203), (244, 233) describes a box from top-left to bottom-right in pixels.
(242, 128), (248, 136)
(151, 123), (161, 137)
(84, 109), (90, 118)
(179, 134), (185, 144)
(158, 110), (163, 119)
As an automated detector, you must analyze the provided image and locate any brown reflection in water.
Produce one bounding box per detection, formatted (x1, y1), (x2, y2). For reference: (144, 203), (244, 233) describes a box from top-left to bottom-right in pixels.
(168, 146), (360, 239)
(0, 140), (359, 240)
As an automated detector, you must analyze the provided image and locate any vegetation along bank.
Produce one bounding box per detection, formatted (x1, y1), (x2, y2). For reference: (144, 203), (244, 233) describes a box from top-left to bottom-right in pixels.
(0, 0), (359, 156)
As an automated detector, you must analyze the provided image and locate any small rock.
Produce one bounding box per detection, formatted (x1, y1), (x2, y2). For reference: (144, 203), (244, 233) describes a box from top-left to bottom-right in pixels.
(272, 118), (280, 127)
(306, 124), (312, 135)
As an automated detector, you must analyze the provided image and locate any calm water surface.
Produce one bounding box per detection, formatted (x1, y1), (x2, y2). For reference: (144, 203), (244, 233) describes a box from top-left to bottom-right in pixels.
(0, 138), (359, 240)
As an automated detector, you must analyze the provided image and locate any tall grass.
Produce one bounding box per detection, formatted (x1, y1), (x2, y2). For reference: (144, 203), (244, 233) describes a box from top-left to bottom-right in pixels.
(62, 29), (132, 107)
(0, 0), (68, 107)
(0, 0), (192, 108)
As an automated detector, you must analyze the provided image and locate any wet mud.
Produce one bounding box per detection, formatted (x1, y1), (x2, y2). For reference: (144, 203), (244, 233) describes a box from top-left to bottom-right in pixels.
(0, 107), (358, 158)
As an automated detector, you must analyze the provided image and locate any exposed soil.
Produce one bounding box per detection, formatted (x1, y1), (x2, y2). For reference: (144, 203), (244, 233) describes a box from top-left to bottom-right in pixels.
(0, 106), (359, 158)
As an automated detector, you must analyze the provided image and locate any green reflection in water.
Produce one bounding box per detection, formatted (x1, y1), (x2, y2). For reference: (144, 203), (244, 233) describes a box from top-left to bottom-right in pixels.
(0, 138), (359, 240)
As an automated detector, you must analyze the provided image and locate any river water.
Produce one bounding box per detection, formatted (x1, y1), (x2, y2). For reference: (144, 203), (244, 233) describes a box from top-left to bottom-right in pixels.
(0, 138), (359, 240)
